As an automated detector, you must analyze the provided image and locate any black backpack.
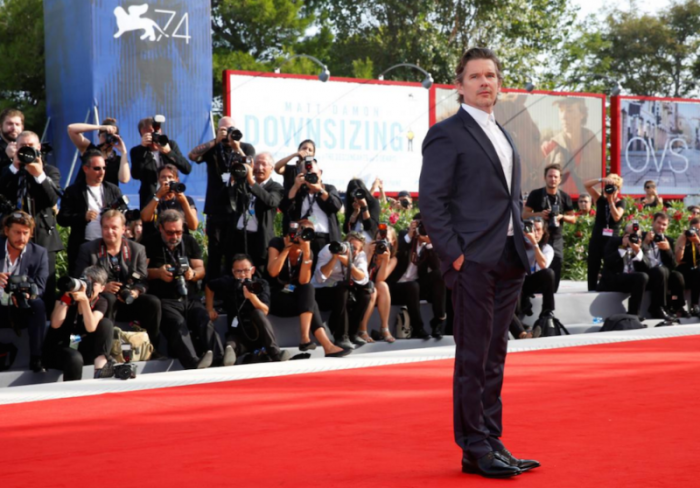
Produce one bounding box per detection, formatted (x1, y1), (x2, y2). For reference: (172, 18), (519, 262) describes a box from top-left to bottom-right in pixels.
(601, 314), (646, 332)
(0, 342), (18, 371)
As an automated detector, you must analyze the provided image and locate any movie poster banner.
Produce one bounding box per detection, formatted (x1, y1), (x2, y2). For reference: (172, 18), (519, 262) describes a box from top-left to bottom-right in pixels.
(224, 72), (430, 193)
(433, 87), (605, 198)
(612, 96), (700, 196)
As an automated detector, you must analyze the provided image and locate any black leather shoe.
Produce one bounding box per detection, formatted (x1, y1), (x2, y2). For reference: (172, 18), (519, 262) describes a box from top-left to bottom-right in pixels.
(494, 449), (540, 473)
(325, 348), (352, 358)
(412, 327), (430, 339)
(430, 319), (445, 339)
(462, 452), (521, 478)
(30, 356), (46, 373)
(298, 341), (317, 351)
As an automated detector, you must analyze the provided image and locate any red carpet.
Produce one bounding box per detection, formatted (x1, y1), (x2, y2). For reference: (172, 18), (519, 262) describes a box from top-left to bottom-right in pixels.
(2, 336), (700, 487)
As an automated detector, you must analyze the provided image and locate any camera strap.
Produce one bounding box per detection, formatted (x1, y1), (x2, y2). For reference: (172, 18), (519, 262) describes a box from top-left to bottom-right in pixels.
(99, 239), (131, 280)
(86, 185), (105, 209)
(301, 193), (318, 220)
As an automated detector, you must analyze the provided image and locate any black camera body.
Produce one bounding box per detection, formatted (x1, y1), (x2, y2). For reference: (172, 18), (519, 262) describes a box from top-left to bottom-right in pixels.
(152, 114), (169, 146)
(4, 276), (39, 309)
(629, 233), (640, 244)
(604, 184), (617, 195)
(353, 188), (367, 200)
(102, 195), (131, 215)
(227, 152), (250, 182)
(653, 233), (666, 243)
(329, 241), (349, 255)
(686, 228), (698, 238)
(524, 219), (535, 234)
(303, 157), (319, 185)
(289, 222), (315, 243)
(104, 133), (117, 145)
(400, 199), (410, 209)
(631, 220), (640, 233)
(239, 278), (263, 295)
(168, 181), (186, 193)
(304, 172), (319, 185)
(375, 239), (389, 255)
(167, 257), (190, 297)
(16, 146), (41, 167)
(114, 362), (138, 380)
(227, 127), (243, 142)
(118, 272), (143, 305)
(417, 221), (428, 237)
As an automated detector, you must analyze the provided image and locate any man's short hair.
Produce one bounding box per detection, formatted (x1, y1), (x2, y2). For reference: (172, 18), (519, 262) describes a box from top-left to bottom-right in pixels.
(653, 212), (669, 222)
(158, 163), (179, 178)
(579, 194), (591, 201)
(691, 217), (700, 226)
(137, 117), (154, 133)
(2, 210), (35, 231)
(82, 265), (108, 286)
(82, 149), (104, 167)
(0, 108), (24, 126)
(158, 209), (183, 226)
(254, 152), (273, 164)
(544, 163), (562, 178)
(16, 131), (39, 145)
(454, 47), (503, 104)
(232, 254), (253, 267)
(101, 209), (126, 226)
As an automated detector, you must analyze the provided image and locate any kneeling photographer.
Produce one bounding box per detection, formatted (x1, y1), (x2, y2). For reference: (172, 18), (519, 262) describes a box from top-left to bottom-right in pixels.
(206, 254), (288, 363)
(74, 210), (162, 351)
(140, 164), (198, 241)
(674, 218), (700, 316)
(0, 211), (48, 372)
(44, 266), (114, 380)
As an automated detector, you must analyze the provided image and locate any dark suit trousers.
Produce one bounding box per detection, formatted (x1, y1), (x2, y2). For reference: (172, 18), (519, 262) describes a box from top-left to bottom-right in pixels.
(0, 299), (47, 357)
(160, 298), (223, 369)
(205, 214), (231, 283)
(452, 237), (525, 460)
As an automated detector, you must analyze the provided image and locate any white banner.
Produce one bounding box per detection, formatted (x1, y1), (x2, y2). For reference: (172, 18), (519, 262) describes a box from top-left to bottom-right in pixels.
(226, 73), (430, 193)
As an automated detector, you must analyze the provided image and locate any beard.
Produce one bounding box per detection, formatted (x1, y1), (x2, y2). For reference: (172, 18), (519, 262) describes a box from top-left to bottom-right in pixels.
(1, 128), (18, 142)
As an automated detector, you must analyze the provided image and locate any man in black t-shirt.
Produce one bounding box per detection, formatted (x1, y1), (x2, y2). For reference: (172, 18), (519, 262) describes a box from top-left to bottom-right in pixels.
(523, 163), (576, 290)
(144, 210), (233, 369)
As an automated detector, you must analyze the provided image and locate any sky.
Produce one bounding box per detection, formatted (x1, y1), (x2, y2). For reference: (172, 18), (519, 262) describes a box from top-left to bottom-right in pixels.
(571, 0), (672, 20)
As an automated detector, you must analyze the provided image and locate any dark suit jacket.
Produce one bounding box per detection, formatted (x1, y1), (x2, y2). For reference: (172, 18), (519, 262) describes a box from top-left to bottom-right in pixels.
(228, 179), (284, 260)
(0, 238), (49, 296)
(419, 107), (528, 280)
(73, 238), (148, 293)
(641, 232), (676, 270)
(130, 140), (191, 209)
(0, 164), (63, 253)
(57, 181), (122, 272)
(599, 236), (651, 287)
(279, 184), (343, 241)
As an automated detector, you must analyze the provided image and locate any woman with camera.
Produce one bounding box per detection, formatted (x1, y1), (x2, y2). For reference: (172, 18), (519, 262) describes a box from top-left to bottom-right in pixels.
(274, 139), (316, 192)
(639, 180), (663, 209)
(266, 220), (350, 357)
(43, 266), (114, 381)
(584, 173), (626, 291)
(344, 178), (380, 248)
(140, 164), (198, 240)
(67, 118), (131, 186)
(674, 218), (700, 315)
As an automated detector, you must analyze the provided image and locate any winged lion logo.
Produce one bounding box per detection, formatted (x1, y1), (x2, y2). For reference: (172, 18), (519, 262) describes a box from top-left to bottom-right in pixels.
(113, 4), (167, 41)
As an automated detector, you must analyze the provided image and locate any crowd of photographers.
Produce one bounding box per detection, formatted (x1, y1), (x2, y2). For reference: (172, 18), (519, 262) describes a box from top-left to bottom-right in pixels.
(2, 107), (699, 380)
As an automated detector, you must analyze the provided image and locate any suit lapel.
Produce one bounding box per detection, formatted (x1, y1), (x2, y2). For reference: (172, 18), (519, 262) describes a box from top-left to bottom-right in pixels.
(459, 108), (509, 193)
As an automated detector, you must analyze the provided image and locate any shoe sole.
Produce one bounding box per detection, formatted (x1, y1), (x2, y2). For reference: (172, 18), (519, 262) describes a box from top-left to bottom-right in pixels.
(461, 465), (521, 478)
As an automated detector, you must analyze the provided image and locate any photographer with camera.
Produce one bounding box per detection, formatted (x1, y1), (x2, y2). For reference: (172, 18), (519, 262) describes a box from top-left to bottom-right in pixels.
(1, 108), (24, 171)
(597, 221), (650, 317)
(67, 118), (131, 185)
(206, 254), (288, 363)
(144, 210), (230, 369)
(73, 210), (162, 350)
(344, 178), (380, 246)
(584, 173), (626, 291)
(674, 218), (700, 316)
(58, 150), (123, 274)
(274, 139), (315, 192)
(267, 220), (350, 357)
(225, 152), (283, 271)
(523, 164), (576, 291)
(312, 231), (372, 349)
(140, 164), (198, 240)
(44, 266), (114, 380)
(0, 130), (63, 310)
(131, 116), (191, 210)
(0, 211), (48, 372)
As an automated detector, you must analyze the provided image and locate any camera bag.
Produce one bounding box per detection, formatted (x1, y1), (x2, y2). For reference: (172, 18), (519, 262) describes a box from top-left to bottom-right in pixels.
(0, 342), (18, 371)
(600, 314), (646, 332)
(395, 307), (412, 339)
(111, 327), (153, 362)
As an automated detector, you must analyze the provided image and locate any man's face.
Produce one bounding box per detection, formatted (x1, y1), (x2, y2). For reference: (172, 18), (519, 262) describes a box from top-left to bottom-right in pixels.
(653, 217), (668, 235)
(232, 260), (254, 281)
(457, 59), (501, 113)
(254, 156), (273, 183)
(578, 197), (591, 212)
(2, 116), (23, 142)
(102, 217), (125, 246)
(5, 223), (31, 252)
(158, 168), (177, 189)
(140, 123), (154, 136)
(160, 220), (184, 248)
(559, 103), (584, 133)
(545, 169), (561, 190)
(692, 208), (700, 218)
(83, 156), (106, 185)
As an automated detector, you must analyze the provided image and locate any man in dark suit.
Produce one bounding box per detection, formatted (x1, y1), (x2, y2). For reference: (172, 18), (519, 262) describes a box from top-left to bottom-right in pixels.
(0, 211), (49, 372)
(131, 116), (191, 209)
(0, 131), (63, 311)
(419, 48), (539, 478)
(57, 151), (123, 275)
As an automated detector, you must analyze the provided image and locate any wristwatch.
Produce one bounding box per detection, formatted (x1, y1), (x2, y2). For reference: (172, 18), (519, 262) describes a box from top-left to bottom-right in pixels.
(152, 195), (160, 202)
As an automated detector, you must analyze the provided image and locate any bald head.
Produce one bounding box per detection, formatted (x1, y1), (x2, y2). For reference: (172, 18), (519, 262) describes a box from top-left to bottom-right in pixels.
(218, 117), (235, 130)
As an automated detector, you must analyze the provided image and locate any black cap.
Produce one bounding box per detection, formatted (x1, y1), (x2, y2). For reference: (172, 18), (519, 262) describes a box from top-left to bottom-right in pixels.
(397, 191), (411, 198)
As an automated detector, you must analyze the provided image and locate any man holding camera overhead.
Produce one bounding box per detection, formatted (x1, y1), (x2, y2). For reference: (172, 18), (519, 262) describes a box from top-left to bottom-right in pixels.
(188, 117), (256, 282)
(131, 115), (191, 210)
(0, 130), (63, 310)
(58, 150), (123, 275)
(140, 164), (198, 240)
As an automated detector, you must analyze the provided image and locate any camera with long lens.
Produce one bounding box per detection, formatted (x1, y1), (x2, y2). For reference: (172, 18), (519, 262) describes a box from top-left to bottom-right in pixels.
(16, 146), (41, 167)
(57, 276), (93, 304)
(303, 157), (319, 185)
(227, 127), (243, 142)
(604, 184), (617, 195)
(654, 233), (666, 243)
(168, 181), (186, 193)
(114, 362), (137, 380)
(152, 114), (169, 146)
(2, 276), (39, 309)
(353, 188), (367, 200)
(167, 257), (190, 297)
(101, 195), (130, 215)
(524, 219), (535, 234)
(238, 278), (263, 294)
(118, 272), (142, 305)
(686, 228), (698, 238)
(549, 204), (560, 229)
(329, 241), (349, 255)
(288, 222), (315, 243)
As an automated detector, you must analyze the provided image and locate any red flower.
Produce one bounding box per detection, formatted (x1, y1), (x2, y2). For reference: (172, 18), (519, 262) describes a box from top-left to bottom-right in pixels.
(626, 214), (634, 221)
(389, 212), (400, 224)
(575, 231), (583, 238)
(674, 211), (683, 221)
(590, 210), (596, 216)
(636, 203), (644, 211)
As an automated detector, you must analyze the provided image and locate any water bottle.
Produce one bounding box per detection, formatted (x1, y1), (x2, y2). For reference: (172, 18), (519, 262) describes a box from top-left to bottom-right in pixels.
(592, 317), (603, 325)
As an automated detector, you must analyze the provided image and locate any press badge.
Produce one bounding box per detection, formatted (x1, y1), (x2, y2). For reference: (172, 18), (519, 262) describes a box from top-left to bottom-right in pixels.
(231, 317), (239, 328)
(602, 228), (614, 237)
(282, 284), (296, 293)
(308, 215), (318, 226)
(221, 172), (231, 183)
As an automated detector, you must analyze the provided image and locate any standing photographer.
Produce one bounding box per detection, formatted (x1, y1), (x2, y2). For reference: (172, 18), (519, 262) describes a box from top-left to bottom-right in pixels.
(58, 151), (123, 274)
(140, 164), (198, 240)
(343, 178), (380, 246)
(131, 116), (191, 210)
(583, 174), (626, 291)
(44, 266), (114, 380)
(0, 108), (24, 171)
(67, 119), (131, 185)
(188, 117), (255, 282)
(0, 211), (48, 372)
(274, 139), (316, 194)
(674, 218), (700, 316)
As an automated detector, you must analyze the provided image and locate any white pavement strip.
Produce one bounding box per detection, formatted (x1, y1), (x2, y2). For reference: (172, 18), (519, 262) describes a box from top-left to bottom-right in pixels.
(2, 324), (700, 406)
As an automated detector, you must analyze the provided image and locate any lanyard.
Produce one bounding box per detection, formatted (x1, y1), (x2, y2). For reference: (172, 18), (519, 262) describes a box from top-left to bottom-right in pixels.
(302, 193), (317, 220)
(86, 185), (104, 208)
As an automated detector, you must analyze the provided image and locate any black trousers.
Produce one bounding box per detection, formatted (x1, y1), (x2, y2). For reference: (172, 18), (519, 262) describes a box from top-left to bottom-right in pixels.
(160, 298), (224, 369)
(521, 268), (556, 315)
(0, 298), (47, 357)
(228, 229), (266, 272)
(588, 234), (612, 291)
(102, 293), (162, 346)
(269, 283), (325, 333)
(227, 309), (282, 358)
(390, 268), (447, 333)
(315, 283), (372, 341)
(451, 237), (526, 460)
(550, 254), (563, 292)
(45, 250), (57, 315)
(646, 266), (685, 310)
(677, 264), (700, 306)
(205, 214), (232, 283)
(598, 272), (649, 315)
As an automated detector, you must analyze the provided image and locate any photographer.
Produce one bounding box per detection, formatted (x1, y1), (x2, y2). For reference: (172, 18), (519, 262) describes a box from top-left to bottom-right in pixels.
(642, 213), (685, 319)
(144, 210), (231, 369)
(225, 152), (284, 271)
(206, 254), (287, 362)
(597, 222), (649, 317)
(57, 150), (123, 274)
(0, 211), (48, 372)
(523, 163), (576, 290)
(140, 164), (198, 240)
(74, 210), (162, 350)
(640, 180), (663, 209)
(583, 173), (626, 291)
(312, 232), (372, 349)
(385, 214), (447, 339)
(267, 220), (349, 357)
(344, 178), (380, 245)
(280, 158), (342, 262)
(67, 119), (131, 185)
(131, 116), (191, 210)
(43, 266), (114, 380)
(188, 117), (255, 282)
(674, 218), (700, 316)
(274, 139), (315, 194)
(0, 108), (23, 170)
(0, 130), (63, 309)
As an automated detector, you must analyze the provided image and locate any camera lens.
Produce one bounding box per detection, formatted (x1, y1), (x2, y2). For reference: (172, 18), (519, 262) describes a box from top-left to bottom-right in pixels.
(227, 127), (243, 142)
(300, 227), (315, 242)
(17, 146), (40, 165)
(329, 241), (348, 254)
(304, 173), (319, 185)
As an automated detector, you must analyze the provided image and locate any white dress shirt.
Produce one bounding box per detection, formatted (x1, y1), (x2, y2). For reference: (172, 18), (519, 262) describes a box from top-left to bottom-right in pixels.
(312, 244), (369, 287)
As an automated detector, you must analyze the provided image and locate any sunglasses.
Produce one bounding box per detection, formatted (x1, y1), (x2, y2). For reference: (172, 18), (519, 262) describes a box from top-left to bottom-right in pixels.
(92, 166), (106, 172)
(164, 230), (183, 237)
